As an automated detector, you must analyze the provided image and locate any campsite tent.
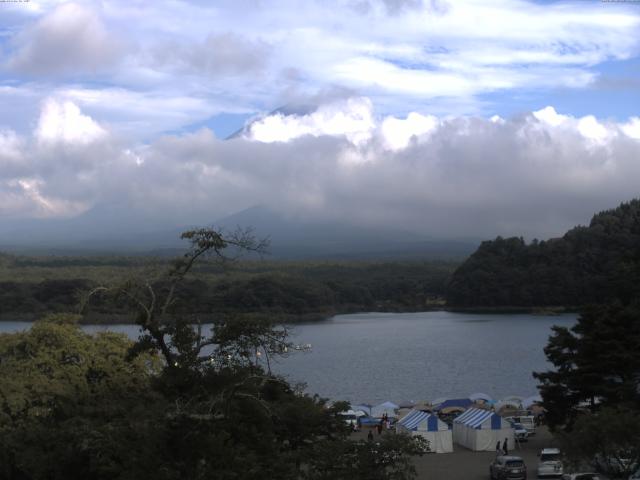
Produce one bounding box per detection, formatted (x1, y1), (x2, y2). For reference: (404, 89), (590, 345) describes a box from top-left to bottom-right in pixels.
(434, 398), (473, 410)
(372, 401), (399, 418)
(469, 393), (493, 403)
(453, 408), (514, 451)
(434, 398), (473, 413)
(396, 410), (453, 453)
(351, 404), (373, 416)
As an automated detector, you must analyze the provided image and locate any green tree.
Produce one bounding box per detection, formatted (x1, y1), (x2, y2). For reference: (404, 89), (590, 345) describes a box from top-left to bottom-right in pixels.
(0, 313), (161, 480)
(533, 303), (640, 430)
(305, 433), (426, 480)
(558, 407), (640, 479)
(58, 227), (422, 480)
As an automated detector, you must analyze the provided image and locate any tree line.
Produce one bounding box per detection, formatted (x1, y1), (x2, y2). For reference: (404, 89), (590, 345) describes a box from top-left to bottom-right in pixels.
(0, 259), (454, 322)
(447, 199), (640, 307)
(441, 199), (640, 477)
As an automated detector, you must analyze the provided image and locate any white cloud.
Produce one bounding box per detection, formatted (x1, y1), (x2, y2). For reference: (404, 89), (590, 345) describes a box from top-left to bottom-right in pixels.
(621, 117), (640, 140)
(533, 106), (617, 145)
(248, 98), (376, 146)
(533, 106), (569, 127)
(0, 99), (639, 242)
(1, 0), (638, 141)
(380, 112), (439, 150)
(35, 99), (107, 145)
(577, 116), (612, 144)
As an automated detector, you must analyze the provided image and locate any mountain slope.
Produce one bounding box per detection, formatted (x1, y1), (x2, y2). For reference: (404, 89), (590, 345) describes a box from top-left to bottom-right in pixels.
(446, 199), (640, 307)
(214, 206), (478, 259)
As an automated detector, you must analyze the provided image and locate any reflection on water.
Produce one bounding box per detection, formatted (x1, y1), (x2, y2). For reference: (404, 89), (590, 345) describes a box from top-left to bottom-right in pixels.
(0, 311), (576, 405)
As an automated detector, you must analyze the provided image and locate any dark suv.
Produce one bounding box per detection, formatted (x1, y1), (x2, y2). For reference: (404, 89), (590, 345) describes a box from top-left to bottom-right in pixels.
(490, 455), (527, 480)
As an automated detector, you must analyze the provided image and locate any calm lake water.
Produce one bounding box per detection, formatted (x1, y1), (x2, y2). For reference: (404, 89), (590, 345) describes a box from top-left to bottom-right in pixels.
(0, 311), (576, 405)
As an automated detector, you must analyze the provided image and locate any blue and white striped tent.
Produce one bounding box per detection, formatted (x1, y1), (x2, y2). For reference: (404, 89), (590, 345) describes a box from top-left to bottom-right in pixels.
(453, 407), (514, 451)
(396, 410), (453, 453)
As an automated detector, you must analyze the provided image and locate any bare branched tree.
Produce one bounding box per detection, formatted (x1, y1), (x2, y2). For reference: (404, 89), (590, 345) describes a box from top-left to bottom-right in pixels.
(79, 227), (278, 369)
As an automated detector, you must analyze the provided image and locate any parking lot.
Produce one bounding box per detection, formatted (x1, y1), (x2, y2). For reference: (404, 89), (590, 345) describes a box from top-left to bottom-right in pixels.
(412, 426), (557, 479)
(355, 425), (562, 480)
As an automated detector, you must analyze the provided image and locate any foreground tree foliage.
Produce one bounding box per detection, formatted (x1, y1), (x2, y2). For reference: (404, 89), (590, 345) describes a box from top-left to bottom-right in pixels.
(534, 302), (640, 429)
(558, 407), (640, 479)
(535, 303), (640, 478)
(0, 228), (423, 480)
(0, 313), (162, 479)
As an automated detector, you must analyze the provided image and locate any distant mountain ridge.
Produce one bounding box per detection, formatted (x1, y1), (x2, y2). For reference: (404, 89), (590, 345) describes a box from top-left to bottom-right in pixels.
(0, 204), (479, 260)
(446, 198), (640, 307)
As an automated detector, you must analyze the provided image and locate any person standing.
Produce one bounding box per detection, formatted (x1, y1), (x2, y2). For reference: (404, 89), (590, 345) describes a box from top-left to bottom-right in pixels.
(502, 438), (508, 455)
(496, 440), (501, 455)
(367, 430), (374, 442)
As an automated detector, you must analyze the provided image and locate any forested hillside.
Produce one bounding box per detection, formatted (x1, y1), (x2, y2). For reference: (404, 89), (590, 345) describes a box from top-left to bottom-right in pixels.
(0, 256), (454, 322)
(446, 199), (640, 307)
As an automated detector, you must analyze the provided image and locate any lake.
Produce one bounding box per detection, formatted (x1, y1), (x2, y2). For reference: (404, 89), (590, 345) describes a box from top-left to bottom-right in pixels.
(0, 311), (576, 406)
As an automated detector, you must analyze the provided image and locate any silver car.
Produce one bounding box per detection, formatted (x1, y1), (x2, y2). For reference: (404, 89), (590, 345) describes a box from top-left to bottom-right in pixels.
(490, 455), (527, 480)
(538, 448), (563, 478)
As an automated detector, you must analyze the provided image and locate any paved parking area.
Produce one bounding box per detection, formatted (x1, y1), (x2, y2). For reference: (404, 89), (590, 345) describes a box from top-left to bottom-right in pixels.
(413, 426), (558, 480)
(354, 425), (561, 480)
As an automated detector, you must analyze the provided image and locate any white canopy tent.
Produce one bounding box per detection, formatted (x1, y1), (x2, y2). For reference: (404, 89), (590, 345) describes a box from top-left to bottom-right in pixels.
(453, 408), (514, 452)
(396, 410), (453, 453)
(371, 401), (399, 418)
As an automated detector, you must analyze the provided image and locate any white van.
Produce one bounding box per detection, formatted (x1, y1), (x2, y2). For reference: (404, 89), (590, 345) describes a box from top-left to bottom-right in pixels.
(506, 415), (536, 435)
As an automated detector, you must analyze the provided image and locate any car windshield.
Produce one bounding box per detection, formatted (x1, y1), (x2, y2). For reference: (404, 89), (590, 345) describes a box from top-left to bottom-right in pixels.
(541, 453), (560, 462)
(506, 461), (524, 468)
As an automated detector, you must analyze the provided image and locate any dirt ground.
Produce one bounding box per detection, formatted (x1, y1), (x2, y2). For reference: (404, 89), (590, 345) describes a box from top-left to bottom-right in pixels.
(354, 425), (562, 480)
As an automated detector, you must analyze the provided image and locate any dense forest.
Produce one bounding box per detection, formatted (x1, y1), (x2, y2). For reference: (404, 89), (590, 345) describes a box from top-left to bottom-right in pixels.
(0, 229), (425, 480)
(447, 199), (640, 307)
(0, 254), (454, 322)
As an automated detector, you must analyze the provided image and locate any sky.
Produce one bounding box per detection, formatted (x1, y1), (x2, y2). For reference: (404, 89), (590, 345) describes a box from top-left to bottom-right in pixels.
(0, 0), (640, 242)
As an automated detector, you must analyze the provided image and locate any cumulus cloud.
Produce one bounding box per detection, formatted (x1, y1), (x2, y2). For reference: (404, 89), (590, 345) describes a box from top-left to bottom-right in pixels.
(7, 3), (122, 76)
(1, 98), (639, 242)
(247, 98), (376, 146)
(35, 99), (107, 145)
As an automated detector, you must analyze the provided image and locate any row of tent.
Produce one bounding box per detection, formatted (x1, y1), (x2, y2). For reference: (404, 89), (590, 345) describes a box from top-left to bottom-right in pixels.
(354, 394), (542, 418)
(395, 407), (515, 454)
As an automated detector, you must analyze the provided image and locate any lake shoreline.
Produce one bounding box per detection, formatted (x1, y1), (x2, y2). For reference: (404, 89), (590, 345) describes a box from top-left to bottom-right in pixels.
(0, 305), (578, 325)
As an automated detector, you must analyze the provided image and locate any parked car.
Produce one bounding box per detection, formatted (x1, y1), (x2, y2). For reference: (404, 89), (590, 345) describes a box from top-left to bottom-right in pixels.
(490, 455), (527, 480)
(538, 448), (563, 478)
(561, 474), (600, 480)
(505, 415), (536, 435)
(510, 422), (529, 442)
